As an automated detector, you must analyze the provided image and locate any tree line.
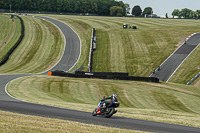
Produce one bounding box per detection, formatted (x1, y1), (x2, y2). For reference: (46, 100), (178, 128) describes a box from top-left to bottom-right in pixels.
(131, 5), (153, 17)
(0, 0), (129, 16)
(131, 5), (200, 19)
(172, 8), (200, 19)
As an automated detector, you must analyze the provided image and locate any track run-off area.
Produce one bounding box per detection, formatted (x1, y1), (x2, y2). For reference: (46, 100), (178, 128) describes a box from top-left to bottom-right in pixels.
(0, 16), (200, 132)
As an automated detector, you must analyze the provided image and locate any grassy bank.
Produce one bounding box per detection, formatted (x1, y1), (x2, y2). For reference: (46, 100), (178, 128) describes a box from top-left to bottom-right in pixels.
(0, 110), (142, 133)
(7, 75), (200, 127)
(40, 15), (200, 84)
(192, 76), (200, 88)
(0, 16), (64, 74)
(0, 14), (21, 61)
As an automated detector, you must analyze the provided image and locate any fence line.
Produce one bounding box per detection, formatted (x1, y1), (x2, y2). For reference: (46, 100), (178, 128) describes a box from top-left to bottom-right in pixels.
(187, 72), (200, 85)
(88, 28), (95, 72)
(72, 65), (83, 74)
(51, 71), (160, 83)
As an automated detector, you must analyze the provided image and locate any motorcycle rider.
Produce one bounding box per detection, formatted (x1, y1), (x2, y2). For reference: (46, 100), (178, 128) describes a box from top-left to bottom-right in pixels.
(95, 94), (119, 116)
(100, 94), (118, 110)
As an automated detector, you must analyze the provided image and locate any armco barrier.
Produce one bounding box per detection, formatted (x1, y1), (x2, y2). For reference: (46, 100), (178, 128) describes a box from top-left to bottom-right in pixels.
(50, 71), (159, 83)
(75, 71), (129, 77)
(88, 28), (95, 72)
(187, 72), (200, 85)
(0, 15), (24, 66)
(72, 65), (84, 74)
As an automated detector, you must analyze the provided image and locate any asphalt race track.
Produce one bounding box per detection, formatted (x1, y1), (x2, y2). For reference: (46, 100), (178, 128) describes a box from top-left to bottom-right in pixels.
(0, 16), (200, 133)
(150, 33), (200, 82)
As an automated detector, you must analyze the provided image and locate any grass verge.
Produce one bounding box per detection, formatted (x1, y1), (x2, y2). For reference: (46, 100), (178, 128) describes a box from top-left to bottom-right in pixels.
(0, 110), (143, 133)
(192, 76), (200, 88)
(7, 75), (200, 128)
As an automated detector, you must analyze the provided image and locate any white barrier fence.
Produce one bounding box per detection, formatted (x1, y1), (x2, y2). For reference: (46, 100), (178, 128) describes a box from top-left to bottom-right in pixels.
(187, 72), (200, 85)
(88, 28), (95, 72)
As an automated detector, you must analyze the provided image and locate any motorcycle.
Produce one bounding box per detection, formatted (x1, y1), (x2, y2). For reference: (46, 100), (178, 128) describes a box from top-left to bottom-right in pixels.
(92, 96), (120, 118)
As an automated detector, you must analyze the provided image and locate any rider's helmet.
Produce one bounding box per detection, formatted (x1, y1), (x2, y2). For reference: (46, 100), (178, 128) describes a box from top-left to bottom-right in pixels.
(113, 94), (117, 99)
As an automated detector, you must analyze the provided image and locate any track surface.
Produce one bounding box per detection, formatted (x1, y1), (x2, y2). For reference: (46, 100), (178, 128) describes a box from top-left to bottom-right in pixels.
(150, 33), (200, 81)
(0, 16), (200, 133)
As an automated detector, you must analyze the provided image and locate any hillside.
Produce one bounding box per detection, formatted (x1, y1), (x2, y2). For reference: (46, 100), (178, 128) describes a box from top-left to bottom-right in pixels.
(42, 15), (200, 84)
(7, 75), (200, 127)
(0, 16), (64, 74)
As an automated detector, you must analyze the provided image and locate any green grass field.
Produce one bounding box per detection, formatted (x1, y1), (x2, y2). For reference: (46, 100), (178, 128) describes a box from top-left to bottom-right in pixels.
(0, 14), (21, 61)
(0, 110), (143, 133)
(41, 15), (200, 84)
(2, 14), (200, 131)
(0, 16), (64, 74)
(7, 75), (200, 128)
(193, 77), (200, 88)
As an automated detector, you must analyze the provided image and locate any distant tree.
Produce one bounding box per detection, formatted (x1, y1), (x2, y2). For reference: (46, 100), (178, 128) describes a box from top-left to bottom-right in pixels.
(189, 13), (193, 19)
(57, 0), (63, 12)
(125, 3), (130, 15)
(0, 0), (127, 16)
(110, 6), (123, 17)
(117, 1), (127, 16)
(132, 5), (142, 16)
(142, 7), (153, 17)
(180, 8), (193, 18)
(172, 9), (180, 18)
(195, 10), (200, 19)
(165, 13), (168, 18)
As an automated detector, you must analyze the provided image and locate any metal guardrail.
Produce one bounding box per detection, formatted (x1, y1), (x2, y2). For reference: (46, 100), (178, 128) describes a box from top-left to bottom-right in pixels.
(88, 28), (95, 72)
(72, 65), (83, 74)
(187, 72), (200, 85)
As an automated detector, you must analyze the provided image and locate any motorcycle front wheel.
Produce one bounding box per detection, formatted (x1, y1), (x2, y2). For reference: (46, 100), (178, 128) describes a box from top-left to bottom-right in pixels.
(104, 107), (115, 118)
(92, 108), (97, 116)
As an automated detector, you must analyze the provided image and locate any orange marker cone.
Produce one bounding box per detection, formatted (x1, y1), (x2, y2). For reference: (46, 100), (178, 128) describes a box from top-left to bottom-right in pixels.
(48, 71), (52, 76)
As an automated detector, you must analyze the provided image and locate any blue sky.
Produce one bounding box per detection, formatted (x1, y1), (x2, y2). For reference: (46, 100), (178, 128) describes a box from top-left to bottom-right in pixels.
(120, 0), (200, 16)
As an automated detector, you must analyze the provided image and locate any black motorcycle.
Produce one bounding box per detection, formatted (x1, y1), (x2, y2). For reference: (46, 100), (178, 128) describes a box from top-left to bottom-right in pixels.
(92, 95), (120, 118)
